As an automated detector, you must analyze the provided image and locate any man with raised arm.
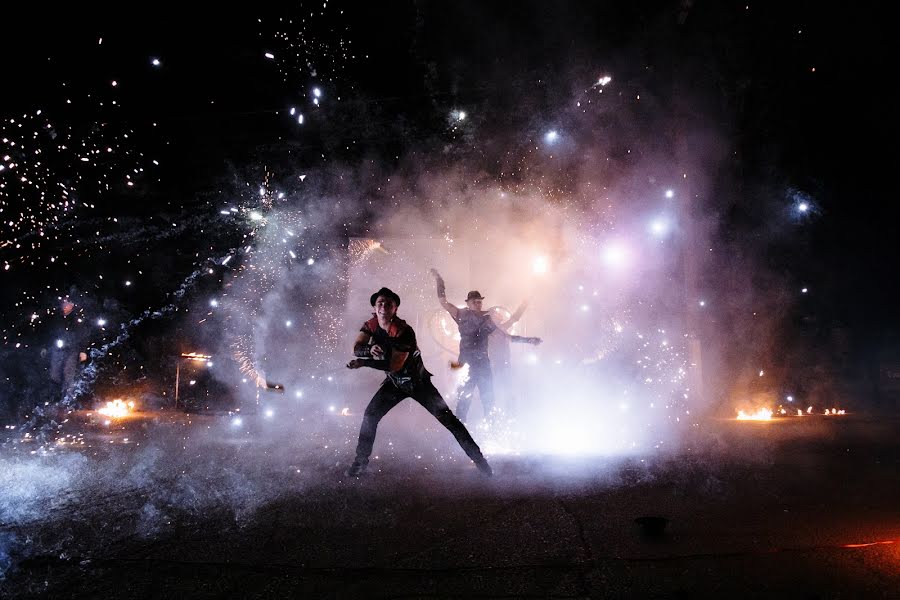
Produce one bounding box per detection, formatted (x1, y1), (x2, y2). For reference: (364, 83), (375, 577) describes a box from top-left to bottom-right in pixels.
(345, 287), (493, 477)
(430, 269), (541, 423)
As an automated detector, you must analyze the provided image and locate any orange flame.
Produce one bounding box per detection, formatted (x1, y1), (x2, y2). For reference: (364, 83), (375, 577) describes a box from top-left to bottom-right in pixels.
(736, 407), (773, 421)
(97, 399), (135, 418)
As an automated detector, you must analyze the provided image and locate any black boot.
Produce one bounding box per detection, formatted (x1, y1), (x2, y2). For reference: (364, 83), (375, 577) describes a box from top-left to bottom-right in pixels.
(474, 456), (493, 477)
(345, 459), (368, 477)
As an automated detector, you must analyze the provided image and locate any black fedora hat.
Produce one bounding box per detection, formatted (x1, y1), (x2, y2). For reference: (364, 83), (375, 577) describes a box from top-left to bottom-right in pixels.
(370, 287), (401, 306)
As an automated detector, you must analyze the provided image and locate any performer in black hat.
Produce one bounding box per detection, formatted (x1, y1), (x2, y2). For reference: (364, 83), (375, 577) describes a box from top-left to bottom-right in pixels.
(344, 287), (492, 477)
(429, 269), (542, 423)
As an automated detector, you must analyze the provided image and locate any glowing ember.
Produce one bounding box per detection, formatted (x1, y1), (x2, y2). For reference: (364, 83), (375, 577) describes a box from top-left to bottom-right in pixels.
(842, 540), (895, 548)
(736, 407), (773, 421)
(97, 399), (135, 418)
(824, 408), (846, 415)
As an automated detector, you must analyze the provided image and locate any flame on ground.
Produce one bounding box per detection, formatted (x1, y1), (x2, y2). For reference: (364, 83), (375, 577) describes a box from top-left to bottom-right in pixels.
(97, 399), (136, 418)
(736, 407), (773, 421)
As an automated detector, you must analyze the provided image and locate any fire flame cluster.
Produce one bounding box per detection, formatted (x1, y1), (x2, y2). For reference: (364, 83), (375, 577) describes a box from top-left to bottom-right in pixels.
(97, 399), (135, 418)
(736, 408), (774, 421)
(736, 406), (847, 420)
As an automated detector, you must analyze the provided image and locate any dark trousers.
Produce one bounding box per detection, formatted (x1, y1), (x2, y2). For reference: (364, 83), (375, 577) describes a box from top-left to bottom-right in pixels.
(353, 378), (486, 466)
(493, 363), (516, 416)
(456, 361), (494, 423)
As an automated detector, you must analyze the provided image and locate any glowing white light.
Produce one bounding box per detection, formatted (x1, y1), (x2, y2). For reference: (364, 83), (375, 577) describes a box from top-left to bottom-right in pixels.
(55, 339), (64, 348)
(285, 320), (292, 327)
(151, 58), (161, 66)
(457, 110), (466, 120)
(602, 243), (628, 268)
(125, 281), (132, 286)
(597, 75), (612, 86)
(580, 304), (589, 312)
(307, 258), (315, 265)
(532, 255), (549, 274)
(798, 202), (809, 212)
(312, 87), (322, 98)
(189, 380), (196, 385)
(297, 114), (304, 124)
(328, 405), (336, 412)
(232, 417), (243, 427)
(206, 361), (213, 367)
(544, 130), (559, 143)
(699, 300), (706, 307)
(264, 52), (274, 59)
(759, 370), (765, 377)
(295, 390), (303, 398)
(210, 299), (219, 308)
(665, 189), (674, 198)
(290, 107), (296, 116)
(249, 211), (263, 221)
(801, 287), (808, 293)
(527, 354), (539, 365)
(786, 395), (794, 402)
(265, 409), (274, 418)
(259, 187), (266, 197)
(650, 218), (668, 237)
(97, 318), (107, 326)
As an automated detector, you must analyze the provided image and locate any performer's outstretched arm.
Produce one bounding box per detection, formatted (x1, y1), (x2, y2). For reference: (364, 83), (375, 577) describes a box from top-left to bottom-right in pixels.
(499, 299), (529, 332)
(429, 268), (459, 319)
(493, 326), (542, 345)
(347, 350), (409, 372)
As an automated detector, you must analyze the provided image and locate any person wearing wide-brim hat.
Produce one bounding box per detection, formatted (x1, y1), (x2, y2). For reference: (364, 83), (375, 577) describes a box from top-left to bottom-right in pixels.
(429, 269), (542, 423)
(344, 286), (493, 478)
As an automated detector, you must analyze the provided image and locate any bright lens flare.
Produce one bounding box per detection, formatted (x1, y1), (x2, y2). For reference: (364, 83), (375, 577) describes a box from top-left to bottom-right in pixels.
(602, 243), (629, 268)
(532, 255), (549, 275)
(650, 218), (668, 237)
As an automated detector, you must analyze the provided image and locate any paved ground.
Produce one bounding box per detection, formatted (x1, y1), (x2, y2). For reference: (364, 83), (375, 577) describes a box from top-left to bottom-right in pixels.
(1, 412), (898, 598)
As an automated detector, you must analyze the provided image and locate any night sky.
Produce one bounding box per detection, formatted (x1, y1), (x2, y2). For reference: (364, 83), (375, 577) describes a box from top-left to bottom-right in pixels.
(1, 2), (896, 420)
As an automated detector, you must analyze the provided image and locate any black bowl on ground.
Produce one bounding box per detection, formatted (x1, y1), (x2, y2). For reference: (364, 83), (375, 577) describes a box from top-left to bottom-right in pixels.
(634, 516), (669, 537)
